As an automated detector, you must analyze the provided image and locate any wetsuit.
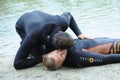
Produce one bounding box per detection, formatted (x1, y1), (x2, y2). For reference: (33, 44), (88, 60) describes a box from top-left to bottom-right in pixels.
(14, 11), (81, 69)
(63, 38), (120, 67)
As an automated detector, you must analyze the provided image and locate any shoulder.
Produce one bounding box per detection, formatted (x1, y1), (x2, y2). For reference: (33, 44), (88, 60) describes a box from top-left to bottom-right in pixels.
(63, 12), (71, 15)
(19, 11), (42, 19)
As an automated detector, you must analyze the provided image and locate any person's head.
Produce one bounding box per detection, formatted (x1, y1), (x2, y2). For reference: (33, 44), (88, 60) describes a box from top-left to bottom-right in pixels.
(42, 49), (67, 70)
(52, 32), (74, 49)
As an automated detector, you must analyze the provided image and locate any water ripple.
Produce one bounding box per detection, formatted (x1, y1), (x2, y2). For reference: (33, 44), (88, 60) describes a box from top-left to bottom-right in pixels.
(0, 0), (120, 54)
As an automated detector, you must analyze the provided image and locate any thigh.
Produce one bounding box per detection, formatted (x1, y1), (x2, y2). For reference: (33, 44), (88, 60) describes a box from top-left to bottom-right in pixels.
(16, 22), (26, 40)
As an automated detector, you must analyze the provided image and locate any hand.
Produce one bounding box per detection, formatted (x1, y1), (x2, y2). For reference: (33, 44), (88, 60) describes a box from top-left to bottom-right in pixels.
(78, 34), (94, 39)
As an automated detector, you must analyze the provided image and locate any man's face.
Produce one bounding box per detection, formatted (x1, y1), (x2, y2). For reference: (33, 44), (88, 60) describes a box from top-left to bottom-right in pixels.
(46, 49), (67, 67)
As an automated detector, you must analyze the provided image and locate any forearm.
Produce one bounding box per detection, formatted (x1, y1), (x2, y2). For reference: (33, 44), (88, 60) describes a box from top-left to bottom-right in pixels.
(14, 57), (42, 69)
(14, 37), (40, 69)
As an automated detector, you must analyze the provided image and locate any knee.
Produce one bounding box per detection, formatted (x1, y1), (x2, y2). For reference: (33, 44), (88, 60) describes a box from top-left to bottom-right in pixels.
(15, 21), (20, 31)
(65, 12), (71, 15)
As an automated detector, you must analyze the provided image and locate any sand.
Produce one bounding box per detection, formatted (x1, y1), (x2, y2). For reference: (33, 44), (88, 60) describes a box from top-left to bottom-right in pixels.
(0, 54), (120, 80)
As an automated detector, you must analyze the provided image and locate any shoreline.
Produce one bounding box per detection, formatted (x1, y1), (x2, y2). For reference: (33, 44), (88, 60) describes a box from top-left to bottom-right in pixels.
(0, 54), (120, 80)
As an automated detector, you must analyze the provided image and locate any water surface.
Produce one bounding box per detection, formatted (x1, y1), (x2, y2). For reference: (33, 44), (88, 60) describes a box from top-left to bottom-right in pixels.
(0, 0), (120, 55)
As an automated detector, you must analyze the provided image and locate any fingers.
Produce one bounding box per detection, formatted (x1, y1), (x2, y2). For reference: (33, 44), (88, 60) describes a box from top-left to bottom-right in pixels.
(84, 37), (94, 39)
(78, 34), (94, 39)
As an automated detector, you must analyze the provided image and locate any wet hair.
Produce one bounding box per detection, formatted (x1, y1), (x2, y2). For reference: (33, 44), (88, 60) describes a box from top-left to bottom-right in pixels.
(52, 32), (74, 49)
(42, 54), (60, 70)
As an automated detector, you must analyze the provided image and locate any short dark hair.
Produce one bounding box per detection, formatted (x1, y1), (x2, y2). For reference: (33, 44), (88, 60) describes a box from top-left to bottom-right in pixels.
(52, 32), (74, 49)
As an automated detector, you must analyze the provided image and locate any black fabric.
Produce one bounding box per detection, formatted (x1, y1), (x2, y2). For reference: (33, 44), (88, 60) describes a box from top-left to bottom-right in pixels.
(63, 38), (120, 67)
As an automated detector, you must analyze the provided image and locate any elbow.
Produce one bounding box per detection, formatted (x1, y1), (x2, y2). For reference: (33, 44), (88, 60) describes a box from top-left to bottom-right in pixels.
(13, 61), (22, 70)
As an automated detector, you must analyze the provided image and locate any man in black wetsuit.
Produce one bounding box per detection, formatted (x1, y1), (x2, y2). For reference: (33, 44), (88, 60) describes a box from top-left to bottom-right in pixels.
(42, 32), (120, 70)
(14, 11), (90, 69)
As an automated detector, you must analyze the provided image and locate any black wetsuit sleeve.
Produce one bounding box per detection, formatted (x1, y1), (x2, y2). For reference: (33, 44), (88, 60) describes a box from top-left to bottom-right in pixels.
(14, 36), (42, 69)
(67, 51), (120, 67)
(62, 12), (82, 36)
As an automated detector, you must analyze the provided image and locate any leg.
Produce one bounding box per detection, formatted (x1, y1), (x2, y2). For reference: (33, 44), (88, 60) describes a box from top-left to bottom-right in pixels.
(109, 40), (120, 54)
(15, 22), (26, 40)
(15, 21), (26, 45)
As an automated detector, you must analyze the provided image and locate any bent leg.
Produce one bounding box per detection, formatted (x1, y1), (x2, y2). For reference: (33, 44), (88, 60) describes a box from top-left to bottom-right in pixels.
(15, 22), (26, 40)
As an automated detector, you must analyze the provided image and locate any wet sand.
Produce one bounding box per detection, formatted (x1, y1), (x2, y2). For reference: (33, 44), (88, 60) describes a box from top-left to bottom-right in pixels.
(0, 54), (120, 80)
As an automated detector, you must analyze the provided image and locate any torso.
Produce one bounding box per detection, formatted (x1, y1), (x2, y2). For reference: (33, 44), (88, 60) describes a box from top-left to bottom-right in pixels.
(19, 11), (68, 34)
(68, 38), (118, 54)
(84, 43), (112, 54)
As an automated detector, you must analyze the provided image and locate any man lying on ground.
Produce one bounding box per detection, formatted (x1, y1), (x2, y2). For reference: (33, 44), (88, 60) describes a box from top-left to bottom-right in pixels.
(42, 32), (120, 70)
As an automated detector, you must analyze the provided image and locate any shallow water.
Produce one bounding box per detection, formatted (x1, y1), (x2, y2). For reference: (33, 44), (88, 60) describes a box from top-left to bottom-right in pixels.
(0, 0), (120, 55)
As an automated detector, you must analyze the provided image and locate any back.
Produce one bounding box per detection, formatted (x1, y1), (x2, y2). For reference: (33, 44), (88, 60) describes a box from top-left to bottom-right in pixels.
(20, 11), (56, 31)
(67, 38), (117, 53)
